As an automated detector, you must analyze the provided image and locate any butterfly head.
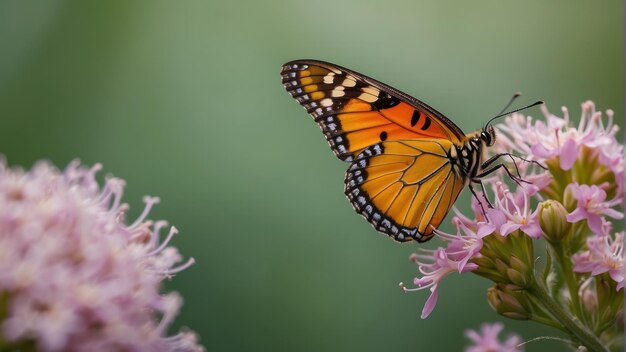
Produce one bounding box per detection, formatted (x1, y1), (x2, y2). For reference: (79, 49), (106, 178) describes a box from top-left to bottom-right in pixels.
(481, 125), (496, 147)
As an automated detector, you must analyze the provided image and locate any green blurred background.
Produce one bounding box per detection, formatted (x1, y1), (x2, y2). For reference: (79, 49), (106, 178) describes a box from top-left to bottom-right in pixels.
(0, 1), (623, 351)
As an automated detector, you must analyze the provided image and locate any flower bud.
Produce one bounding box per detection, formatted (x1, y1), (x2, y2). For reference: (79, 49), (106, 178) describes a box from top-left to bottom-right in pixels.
(504, 256), (533, 287)
(538, 200), (571, 243)
(472, 256), (508, 283)
(487, 284), (531, 320)
(505, 268), (526, 287)
(562, 186), (577, 212)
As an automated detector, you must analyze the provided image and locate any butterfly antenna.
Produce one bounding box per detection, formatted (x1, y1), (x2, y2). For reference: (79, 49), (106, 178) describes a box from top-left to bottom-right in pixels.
(496, 92), (522, 117)
(486, 100), (544, 127)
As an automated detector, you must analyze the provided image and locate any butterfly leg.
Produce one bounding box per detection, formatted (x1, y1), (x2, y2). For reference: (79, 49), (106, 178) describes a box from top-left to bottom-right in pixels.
(477, 180), (494, 208)
(506, 154), (547, 171)
(481, 153), (546, 180)
(468, 183), (490, 220)
(475, 161), (526, 186)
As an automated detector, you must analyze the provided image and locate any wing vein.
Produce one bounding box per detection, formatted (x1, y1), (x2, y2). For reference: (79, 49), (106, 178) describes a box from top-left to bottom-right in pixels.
(416, 167), (453, 232)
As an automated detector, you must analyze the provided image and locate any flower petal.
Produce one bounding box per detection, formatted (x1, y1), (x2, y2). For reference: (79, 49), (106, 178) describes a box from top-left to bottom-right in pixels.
(559, 138), (579, 170)
(420, 286), (439, 319)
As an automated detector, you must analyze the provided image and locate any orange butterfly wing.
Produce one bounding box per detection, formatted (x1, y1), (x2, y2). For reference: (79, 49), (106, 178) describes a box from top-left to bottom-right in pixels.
(281, 60), (465, 161)
(281, 60), (468, 242)
(345, 140), (465, 242)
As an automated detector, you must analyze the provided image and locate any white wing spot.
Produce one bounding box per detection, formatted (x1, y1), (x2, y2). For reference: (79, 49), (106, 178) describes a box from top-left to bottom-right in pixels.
(361, 86), (380, 96)
(342, 77), (357, 87)
(321, 98), (333, 107)
(331, 89), (345, 98)
(323, 73), (335, 84)
(358, 93), (377, 103)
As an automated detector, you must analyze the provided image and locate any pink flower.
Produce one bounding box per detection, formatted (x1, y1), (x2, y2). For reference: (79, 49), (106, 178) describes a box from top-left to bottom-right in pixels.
(464, 322), (523, 352)
(572, 232), (624, 290)
(0, 159), (203, 352)
(496, 101), (622, 173)
(439, 219), (494, 272)
(401, 248), (477, 319)
(566, 184), (623, 235)
(487, 183), (542, 239)
(453, 194), (492, 228)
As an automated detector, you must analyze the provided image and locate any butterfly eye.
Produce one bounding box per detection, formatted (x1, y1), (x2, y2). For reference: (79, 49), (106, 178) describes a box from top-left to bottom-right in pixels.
(480, 131), (491, 145)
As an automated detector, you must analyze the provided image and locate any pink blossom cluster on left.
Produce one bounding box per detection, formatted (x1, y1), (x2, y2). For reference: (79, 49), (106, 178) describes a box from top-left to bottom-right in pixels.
(0, 159), (203, 351)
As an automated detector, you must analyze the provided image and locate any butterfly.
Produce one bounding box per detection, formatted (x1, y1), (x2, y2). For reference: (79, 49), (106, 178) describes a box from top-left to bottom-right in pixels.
(281, 59), (541, 243)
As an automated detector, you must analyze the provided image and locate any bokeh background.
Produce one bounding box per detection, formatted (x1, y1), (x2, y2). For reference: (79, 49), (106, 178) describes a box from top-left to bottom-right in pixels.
(0, 1), (623, 351)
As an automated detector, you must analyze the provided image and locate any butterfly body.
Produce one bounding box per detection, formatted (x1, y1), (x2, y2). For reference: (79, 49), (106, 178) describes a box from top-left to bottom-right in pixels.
(281, 60), (497, 243)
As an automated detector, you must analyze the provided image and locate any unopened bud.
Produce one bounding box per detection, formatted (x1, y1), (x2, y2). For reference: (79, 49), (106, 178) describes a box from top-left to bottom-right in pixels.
(538, 200), (571, 243)
(506, 256), (533, 287)
(562, 187), (577, 212)
(487, 284), (531, 320)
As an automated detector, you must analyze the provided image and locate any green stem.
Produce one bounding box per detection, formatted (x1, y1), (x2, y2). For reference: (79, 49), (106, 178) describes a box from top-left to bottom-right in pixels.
(529, 314), (565, 330)
(550, 244), (583, 318)
(529, 275), (608, 352)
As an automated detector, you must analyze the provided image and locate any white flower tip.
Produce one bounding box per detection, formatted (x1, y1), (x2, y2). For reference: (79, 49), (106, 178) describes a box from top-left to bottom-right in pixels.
(107, 177), (125, 191)
(91, 163), (103, 172)
(143, 196), (161, 204)
(591, 111), (602, 122)
(581, 100), (595, 112)
(399, 282), (408, 292)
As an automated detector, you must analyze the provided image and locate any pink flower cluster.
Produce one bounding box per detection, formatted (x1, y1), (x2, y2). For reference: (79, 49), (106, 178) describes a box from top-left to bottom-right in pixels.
(402, 182), (541, 319)
(497, 101), (623, 186)
(0, 159), (203, 351)
(573, 232), (624, 291)
(402, 100), (624, 320)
